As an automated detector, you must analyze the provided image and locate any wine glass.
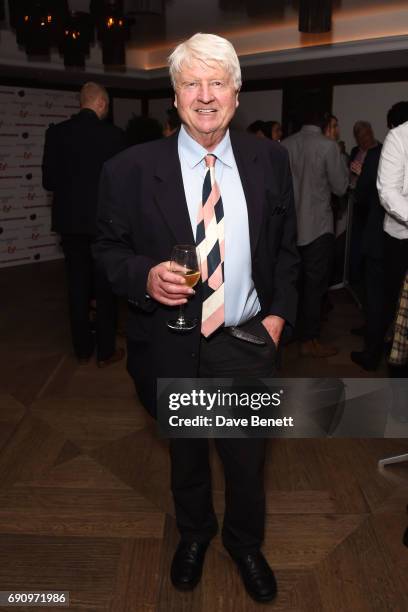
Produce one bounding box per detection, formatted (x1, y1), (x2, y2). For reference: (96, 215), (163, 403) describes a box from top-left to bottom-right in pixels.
(167, 244), (200, 331)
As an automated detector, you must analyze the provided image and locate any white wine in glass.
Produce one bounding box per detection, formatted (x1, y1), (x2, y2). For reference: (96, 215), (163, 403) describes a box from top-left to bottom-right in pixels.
(167, 244), (200, 331)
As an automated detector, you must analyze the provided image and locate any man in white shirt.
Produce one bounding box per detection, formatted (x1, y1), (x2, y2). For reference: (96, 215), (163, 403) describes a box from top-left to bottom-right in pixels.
(377, 117), (408, 338)
(282, 108), (348, 358)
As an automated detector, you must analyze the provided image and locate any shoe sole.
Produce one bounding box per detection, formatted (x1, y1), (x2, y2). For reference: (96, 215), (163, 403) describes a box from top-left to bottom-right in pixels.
(170, 574), (202, 591)
(244, 587), (277, 603)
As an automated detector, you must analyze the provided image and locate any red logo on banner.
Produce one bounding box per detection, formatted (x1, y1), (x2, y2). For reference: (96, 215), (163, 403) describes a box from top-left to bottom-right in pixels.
(0, 162), (7, 171)
(31, 232), (40, 240)
(19, 110), (29, 118)
(23, 151), (32, 159)
(27, 192), (36, 201)
(8, 245), (16, 254)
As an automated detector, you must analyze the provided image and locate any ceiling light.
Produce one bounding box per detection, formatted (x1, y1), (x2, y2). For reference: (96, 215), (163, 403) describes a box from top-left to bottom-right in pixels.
(91, 0), (129, 67)
(9, 0), (68, 55)
(59, 11), (93, 68)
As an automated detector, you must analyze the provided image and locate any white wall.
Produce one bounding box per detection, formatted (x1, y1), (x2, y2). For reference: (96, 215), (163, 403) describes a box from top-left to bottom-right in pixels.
(233, 90), (283, 130)
(0, 86), (78, 268)
(333, 81), (408, 153)
(149, 97), (174, 128)
(114, 97), (174, 131)
(113, 97), (142, 130)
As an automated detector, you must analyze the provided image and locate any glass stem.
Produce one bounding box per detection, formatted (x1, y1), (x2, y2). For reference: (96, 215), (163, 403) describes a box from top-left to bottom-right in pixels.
(177, 304), (185, 324)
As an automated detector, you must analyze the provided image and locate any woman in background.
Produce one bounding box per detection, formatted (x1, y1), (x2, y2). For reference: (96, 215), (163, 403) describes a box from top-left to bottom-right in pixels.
(247, 120), (283, 141)
(264, 120), (283, 141)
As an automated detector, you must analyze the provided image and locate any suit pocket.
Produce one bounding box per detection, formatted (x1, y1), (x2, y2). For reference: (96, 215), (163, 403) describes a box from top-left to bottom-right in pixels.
(245, 317), (277, 353)
(258, 320), (277, 352)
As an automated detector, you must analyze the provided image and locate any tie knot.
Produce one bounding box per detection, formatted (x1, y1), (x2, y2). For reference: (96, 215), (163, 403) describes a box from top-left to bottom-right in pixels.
(205, 154), (216, 168)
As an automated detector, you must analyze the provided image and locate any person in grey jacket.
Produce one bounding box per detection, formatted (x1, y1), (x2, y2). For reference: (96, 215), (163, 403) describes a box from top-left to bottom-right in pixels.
(282, 108), (349, 358)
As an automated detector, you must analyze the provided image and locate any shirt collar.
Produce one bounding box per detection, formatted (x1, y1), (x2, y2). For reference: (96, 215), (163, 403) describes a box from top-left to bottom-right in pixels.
(178, 124), (234, 168)
(78, 108), (99, 120)
(301, 125), (322, 134)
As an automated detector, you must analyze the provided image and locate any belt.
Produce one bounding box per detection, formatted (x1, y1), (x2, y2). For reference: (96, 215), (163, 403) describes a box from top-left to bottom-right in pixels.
(223, 316), (267, 346)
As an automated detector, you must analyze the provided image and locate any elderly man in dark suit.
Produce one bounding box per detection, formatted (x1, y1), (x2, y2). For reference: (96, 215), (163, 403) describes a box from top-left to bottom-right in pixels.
(42, 82), (125, 366)
(94, 34), (298, 603)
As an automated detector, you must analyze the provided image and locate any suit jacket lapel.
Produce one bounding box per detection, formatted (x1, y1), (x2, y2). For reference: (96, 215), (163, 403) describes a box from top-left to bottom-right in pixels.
(153, 132), (195, 245)
(230, 131), (264, 256)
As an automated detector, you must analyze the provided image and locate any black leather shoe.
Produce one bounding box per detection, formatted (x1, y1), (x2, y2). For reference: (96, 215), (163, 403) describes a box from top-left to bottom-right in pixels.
(350, 350), (380, 371)
(231, 551), (277, 602)
(170, 540), (209, 591)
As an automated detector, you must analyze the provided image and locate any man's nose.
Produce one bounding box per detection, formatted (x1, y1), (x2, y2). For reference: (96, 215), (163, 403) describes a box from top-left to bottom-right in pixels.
(197, 84), (214, 102)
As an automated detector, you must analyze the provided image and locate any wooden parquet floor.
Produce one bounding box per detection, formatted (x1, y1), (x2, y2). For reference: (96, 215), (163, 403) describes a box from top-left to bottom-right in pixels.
(0, 261), (407, 611)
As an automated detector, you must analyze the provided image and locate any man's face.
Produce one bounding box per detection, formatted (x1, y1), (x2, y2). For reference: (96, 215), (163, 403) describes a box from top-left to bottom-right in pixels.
(271, 122), (282, 141)
(97, 96), (109, 120)
(326, 117), (339, 141)
(174, 59), (239, 147)
(356, 127), (375, 150)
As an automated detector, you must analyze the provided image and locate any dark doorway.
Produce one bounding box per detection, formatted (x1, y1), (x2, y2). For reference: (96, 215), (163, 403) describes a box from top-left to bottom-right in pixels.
(282, 79), (333, 136)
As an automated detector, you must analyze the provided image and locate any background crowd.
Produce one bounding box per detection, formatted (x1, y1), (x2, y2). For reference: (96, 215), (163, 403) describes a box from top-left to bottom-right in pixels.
(42, 82), (408, 380)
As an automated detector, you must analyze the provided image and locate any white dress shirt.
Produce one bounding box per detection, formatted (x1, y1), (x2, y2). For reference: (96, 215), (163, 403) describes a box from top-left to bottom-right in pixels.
(178, 125), (260, 326)
(377, 120), (408, 239)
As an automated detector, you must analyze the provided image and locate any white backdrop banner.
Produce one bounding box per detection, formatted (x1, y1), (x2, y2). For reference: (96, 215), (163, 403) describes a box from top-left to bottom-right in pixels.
(0, 86), (79, 268)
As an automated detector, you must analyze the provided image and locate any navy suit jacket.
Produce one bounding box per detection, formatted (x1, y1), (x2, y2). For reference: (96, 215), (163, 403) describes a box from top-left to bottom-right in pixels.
(42, 109), (124, 235)
(93, 130), (299, 415)
(354, 143), (384, 260)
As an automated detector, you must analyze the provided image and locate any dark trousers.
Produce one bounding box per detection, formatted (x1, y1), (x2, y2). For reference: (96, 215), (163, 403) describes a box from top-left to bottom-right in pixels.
(297, 233), (334, 341)
(362, 255), (386, 358)
(61, 234), (117, 360)
(384, 233), (408, 330)
(170, 317), (276, 556)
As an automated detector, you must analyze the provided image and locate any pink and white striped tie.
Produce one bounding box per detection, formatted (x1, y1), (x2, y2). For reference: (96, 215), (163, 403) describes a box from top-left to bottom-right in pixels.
(196, 154), (225, 337)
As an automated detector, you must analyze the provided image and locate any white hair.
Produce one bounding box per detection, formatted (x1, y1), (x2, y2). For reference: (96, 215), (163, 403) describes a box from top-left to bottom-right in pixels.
(353, 120), (372, 136)
(168, 33), (242, 91)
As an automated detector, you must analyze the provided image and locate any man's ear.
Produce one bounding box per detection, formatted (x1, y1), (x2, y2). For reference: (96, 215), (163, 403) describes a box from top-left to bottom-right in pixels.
(174, 94), (178, 109)
(97, 97), (107, 116)
(235, 91), (239, 109)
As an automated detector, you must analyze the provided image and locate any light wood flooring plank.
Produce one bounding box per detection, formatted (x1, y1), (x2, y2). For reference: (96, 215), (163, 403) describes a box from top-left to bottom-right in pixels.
(30, 397), (149, 452)
(0, 414), (66, 488)
(312, 517), (404, 612)
(0, 486), (165, 538)
(0, 534), (122, 611)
